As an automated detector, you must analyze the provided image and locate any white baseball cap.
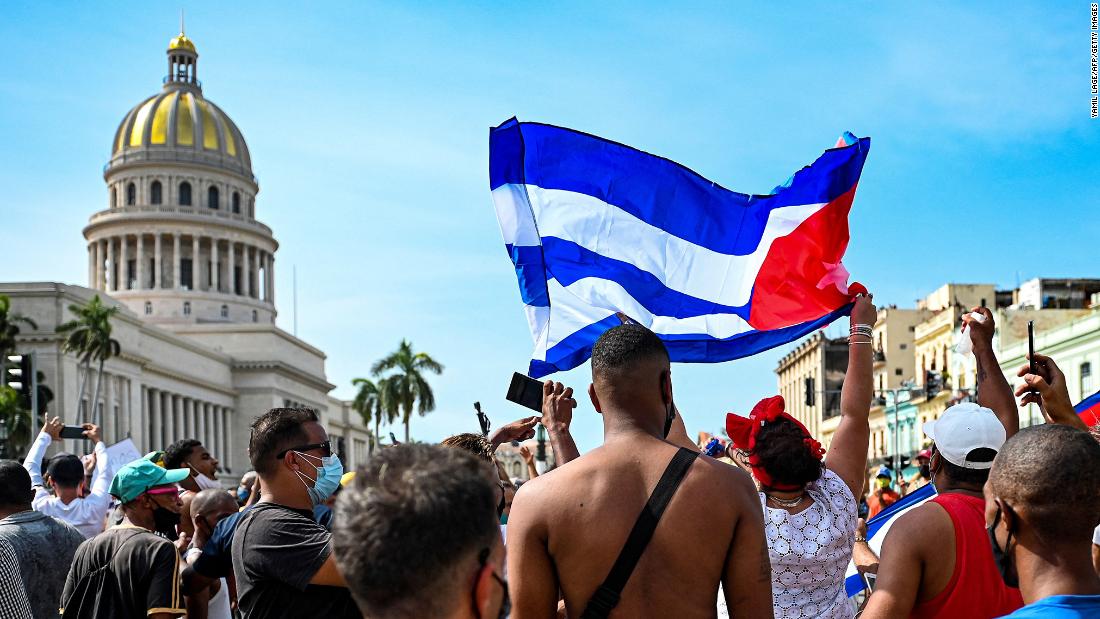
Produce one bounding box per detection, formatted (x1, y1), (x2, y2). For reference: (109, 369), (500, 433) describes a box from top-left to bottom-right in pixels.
(922, 402), (1006, 469)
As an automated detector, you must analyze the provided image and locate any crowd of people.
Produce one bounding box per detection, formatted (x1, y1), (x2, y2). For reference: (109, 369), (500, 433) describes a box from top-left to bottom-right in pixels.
(1, 293), (1098, 618)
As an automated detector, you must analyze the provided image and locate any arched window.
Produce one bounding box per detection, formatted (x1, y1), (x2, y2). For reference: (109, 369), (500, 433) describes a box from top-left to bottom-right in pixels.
(110, 187), (117, 208)
(150, 181), (162, 205)
(232, 192), (241, 214)
(208, 186), (220, 210)
(183, 301), (191, 316)
(251, 309), (258, 323)
(144, 301), (152, 315)
(220, 304), (229, 318)
(126, 183), (136, 206)
(179, 181), (192, 206)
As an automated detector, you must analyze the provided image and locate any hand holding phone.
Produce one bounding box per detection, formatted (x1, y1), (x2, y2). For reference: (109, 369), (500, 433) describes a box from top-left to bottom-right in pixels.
(1027, 321), (1038, 395)
(59, 426), (89, 440)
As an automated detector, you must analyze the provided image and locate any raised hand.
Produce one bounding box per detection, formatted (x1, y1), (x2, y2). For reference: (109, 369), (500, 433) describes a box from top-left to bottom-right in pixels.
(850, 293), (877, 327)
(1015, 353), (1084, 429)
(963, 307), (995, 352)
(489, 416), (539, 448)
(519, 445), (535, 464)
(541, 381), (577, 433)
(43, 416), (63, 440)
(82, 422), (102, 444)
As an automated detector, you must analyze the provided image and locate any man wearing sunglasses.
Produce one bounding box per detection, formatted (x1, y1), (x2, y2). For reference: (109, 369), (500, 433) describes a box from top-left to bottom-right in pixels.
(60, 456), (190, 619)
(230, 407), (359, 619)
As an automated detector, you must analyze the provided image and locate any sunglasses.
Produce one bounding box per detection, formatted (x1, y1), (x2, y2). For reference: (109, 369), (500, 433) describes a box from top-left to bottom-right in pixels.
(145, 486), (180, 499)
(277, 440), (332, 460)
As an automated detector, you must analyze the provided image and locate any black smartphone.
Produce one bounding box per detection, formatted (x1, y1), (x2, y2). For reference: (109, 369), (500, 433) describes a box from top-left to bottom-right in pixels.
(1027, 320), (1038, 393)
(506, 372), (544, 412)
(59, 426), (87, 440)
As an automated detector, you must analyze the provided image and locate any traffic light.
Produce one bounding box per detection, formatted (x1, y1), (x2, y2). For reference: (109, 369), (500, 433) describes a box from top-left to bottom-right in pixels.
(925, 370), (942, 399)
(4, 354), (35, 410)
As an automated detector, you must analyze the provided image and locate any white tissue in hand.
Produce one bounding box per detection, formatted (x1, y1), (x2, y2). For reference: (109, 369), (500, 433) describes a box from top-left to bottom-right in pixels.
(955, 312), (987, 356)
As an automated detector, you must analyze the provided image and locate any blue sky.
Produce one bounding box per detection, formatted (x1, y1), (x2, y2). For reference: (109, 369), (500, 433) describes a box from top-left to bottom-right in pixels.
(1, 2), (1095, 451)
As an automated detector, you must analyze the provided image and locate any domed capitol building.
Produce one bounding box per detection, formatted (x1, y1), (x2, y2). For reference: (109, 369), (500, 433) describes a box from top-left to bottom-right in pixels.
(1, 31), (371, 474)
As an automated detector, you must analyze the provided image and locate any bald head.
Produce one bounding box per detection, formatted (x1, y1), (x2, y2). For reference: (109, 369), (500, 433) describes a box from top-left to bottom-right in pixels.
(988, 424), (1100, 542)
(191, 488), (237, 517)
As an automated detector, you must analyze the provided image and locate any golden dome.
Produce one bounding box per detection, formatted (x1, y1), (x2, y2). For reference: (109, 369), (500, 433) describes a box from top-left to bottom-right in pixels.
(111, 90), (252, 176)
(169, 33), (196, 52)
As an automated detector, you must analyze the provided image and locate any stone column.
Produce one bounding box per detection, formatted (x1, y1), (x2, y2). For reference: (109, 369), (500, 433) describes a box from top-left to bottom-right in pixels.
(119, 235), (128, 290)
(227, 241), (236, 295)
(89, 242), (97, 289)
(172, 234), (181, 290)
(243, 245), (251, 297)
(197, 401), (207, 448)
(150, 388), (162, 450)
(107, 238), (116, 292)
(212, 239), (220, 292)
(192, 235), (201, 291)
(268, 255), (275, 304)
(214, 406), (224, 459)
(153, 233), (162, 289)
(173, 394), (184, 441)
(94, 240), (104, 290)
(104, 372), (114, 442)
(136, 235), (146, 290)
(220, 407), (230, 462)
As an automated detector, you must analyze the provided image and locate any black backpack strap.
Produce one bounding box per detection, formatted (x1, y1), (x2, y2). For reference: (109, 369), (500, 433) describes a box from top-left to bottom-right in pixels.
(580, 447), (699, 619)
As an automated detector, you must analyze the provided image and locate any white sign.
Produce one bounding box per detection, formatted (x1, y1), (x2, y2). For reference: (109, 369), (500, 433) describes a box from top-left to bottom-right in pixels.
(103, 438), (142, 485)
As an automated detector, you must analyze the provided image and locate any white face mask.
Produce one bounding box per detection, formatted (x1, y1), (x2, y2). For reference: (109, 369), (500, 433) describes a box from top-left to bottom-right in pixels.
(190, 465), (222, 490)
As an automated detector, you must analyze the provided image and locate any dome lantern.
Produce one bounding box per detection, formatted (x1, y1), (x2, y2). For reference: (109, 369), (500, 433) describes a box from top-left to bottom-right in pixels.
(166, 13), (199, 90)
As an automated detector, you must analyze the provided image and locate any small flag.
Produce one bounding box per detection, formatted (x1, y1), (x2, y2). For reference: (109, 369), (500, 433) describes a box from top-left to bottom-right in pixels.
(1076, 390), (1100, 428)
(489, 118), (871, 377)
(844, 482), (937, 598)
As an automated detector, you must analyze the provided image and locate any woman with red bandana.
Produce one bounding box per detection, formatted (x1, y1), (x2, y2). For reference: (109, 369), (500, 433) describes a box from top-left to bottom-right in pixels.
(723, 294), (876, 619)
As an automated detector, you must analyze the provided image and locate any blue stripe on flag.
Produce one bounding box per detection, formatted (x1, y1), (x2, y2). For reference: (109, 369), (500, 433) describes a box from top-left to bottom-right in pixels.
(490, 120), (869, 256)
(506, 244), (550, 307)
(529, 303), (853, 379)
(1074, 389), (1100, 413)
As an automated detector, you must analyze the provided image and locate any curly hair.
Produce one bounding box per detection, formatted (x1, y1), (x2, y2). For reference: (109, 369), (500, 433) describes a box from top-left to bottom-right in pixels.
(751, 416), (823, 488)
(164, 439), (202, 470)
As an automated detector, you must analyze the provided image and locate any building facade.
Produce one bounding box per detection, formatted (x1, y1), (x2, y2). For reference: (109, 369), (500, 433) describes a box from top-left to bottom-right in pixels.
(1, 32), (370, 476)
(775, 332), (848, 449)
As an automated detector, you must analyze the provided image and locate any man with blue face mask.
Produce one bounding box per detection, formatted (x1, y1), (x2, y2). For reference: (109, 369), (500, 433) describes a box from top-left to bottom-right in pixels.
(230, 408), (360, 619)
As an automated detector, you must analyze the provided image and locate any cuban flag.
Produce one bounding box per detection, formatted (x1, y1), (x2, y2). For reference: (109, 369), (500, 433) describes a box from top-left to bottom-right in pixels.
(844, 482), (938, 598)
(490, 118), (871, 378)
(1077, 390), (1100, 428)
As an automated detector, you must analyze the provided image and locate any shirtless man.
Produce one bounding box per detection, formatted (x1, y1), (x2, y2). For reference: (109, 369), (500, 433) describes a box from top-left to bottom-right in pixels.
(508, 324), (773, 619)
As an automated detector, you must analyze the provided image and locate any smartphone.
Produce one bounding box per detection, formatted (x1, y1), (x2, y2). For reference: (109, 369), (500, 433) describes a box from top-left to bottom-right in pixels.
(1027, 320), (1038, 394)
(389, 432), (399, 445)
(59, 426), (87, 440)
(506, 372), (543, 412)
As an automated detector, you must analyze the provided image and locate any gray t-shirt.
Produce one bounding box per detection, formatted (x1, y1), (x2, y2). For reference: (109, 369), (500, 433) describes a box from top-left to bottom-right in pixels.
(0, 510), (85, 619)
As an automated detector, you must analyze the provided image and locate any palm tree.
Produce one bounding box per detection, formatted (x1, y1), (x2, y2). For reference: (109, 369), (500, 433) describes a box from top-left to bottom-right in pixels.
(57, 295), (121, 425)
(0, 294), (37, 366)
(371, 340), (443, 443)
(351, 376), (399, 455)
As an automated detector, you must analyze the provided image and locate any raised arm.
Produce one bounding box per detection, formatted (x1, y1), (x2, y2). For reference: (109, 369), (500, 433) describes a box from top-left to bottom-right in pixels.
(519, 445), (540, 479)
(1015, 353), (1087, 430)
(490, 416), (540, 450)
(826, 294), (876, 500)
(965, 308), (1018, 439)
(82, 424), (112, 513)
(24, 416), (61, 505)
(541, 381), (580, 465)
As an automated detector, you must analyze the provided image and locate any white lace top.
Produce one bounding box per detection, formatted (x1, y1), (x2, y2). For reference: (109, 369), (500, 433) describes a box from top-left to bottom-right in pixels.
(762, 467), (856, 618)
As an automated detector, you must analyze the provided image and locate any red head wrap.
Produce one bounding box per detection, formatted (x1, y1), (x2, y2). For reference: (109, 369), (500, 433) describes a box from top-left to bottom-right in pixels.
(725, 395), (825, 491)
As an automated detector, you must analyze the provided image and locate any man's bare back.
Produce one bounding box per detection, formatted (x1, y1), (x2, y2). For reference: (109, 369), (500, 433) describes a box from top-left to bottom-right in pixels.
(508, 435), (772, 619)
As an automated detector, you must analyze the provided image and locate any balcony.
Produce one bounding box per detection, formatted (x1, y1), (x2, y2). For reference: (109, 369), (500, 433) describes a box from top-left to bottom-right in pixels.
(914, 309), (956, 342)
(86, 205), (274, 237)
(873, 348), (886, 365)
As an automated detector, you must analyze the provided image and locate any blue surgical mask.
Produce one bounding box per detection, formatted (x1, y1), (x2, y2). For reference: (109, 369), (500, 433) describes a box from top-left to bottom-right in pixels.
(293, 452), (344, 506)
